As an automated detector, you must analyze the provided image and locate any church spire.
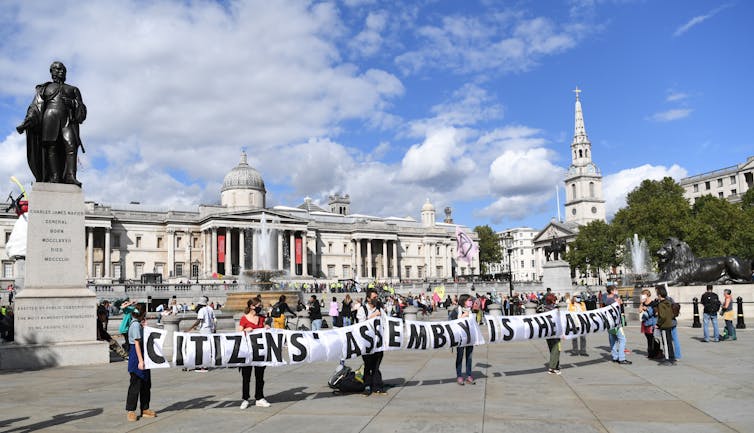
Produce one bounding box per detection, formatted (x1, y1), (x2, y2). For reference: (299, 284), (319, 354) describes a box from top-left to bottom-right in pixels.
(573, 86), (589, 146)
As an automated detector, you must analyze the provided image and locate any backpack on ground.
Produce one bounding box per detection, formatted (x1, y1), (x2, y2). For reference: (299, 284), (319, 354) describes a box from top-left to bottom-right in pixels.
(329, 364), (365, 393)
(671, 302), (681, 318)
(328, 365), (352, 388)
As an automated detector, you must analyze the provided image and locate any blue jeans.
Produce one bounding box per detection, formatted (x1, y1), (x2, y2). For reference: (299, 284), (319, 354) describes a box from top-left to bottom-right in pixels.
(455, 346), (474, 378)
(311, 319), (322, 331)
(702, 313), (720, 341)
(671, 326), (682, 359)
(341, 316), (351, 327)
(609, 327), (626, 361)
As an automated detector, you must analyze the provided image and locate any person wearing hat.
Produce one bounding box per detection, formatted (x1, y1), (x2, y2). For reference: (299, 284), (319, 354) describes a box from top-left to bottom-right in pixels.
(568, 294), (589, 356)
(185, 296), (216, 372)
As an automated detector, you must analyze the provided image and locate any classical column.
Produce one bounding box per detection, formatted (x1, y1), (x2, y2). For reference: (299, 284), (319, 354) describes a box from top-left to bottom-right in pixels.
(446, 244), (452, 278)
(104, 228), (111, 278)
(312, 233), (318, 277)
(252, 229), (259, 270)
(202, 230), (208, 275)
(302, 233), (309, 277)
(366, 239), (372, 279)
(289, 231), (296, 275)
(238, 229), (245, 271)
(225, 227), (233, 275)
(87, 227), (94, 278)
(167, 228), (175, 277)
(382, 240), (388, 279)
(277, 231), (284, 271)
(211, 228), (218, 274)
(355, 239), (362, 278)
(424, 241), (431, 279)
(392, 241), (398, 279)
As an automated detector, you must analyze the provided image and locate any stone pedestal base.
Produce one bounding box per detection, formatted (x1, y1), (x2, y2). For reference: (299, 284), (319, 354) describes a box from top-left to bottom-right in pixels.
(542, 260), (572, 292)
(0, 340), (109, 370)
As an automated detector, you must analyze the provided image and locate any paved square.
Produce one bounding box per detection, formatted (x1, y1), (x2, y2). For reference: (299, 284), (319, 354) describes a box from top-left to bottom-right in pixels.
(0, 322), (750, 433)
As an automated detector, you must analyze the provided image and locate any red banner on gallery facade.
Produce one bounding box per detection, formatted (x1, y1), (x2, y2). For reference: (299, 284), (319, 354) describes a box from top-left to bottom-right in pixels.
(295, 238), (302, 265)
(218, 235), (225, 263)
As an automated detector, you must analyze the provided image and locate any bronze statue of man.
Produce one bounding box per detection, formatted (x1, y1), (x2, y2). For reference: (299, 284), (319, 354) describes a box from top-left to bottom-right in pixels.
(17, 61), (86, 187)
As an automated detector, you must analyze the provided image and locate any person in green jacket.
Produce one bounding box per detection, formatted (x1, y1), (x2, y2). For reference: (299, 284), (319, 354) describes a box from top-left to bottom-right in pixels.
(655, 285), (676, 366)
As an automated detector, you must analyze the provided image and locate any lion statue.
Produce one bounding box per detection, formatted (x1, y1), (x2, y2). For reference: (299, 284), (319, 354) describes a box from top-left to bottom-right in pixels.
(656, 237), (752, 285)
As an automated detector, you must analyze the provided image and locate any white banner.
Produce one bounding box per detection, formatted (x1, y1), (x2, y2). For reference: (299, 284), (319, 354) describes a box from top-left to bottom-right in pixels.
(145, 305), (623, 369)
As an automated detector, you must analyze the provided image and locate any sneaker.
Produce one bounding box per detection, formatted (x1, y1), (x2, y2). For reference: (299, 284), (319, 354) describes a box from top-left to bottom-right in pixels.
(363, 387), (372, 396)
(374, 389), (388, 395)
(240, 400), (249, 410)
(617, 360), (632, 365)
(194, 368), (208, 373)
(580, 352), (589, 357)
(255, 398), (271, 408)
(547, 369), (556, 375)
(141, 409), (157, 418)
(457, 377), (465, 385)
(127, 411), (137, 422)
(547, 368), (561, 375)
(465, 376), (475, 385)
(659, 360), (674, 366)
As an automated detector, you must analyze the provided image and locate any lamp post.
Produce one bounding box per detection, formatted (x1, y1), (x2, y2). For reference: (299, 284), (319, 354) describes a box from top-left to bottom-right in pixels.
(506, 247), (514, 298)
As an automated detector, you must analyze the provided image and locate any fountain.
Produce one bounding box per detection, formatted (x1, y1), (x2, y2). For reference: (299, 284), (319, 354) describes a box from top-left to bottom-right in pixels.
(224, 213), (301, 312)
(623, 234), (656, 286)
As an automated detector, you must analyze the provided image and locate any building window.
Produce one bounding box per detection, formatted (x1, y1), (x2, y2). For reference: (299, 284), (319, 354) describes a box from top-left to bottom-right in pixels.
(2, 261), (13, 278)
(417, 245), (422, 255)
(520, 260), (525, 268)
(705, 181), (710, 190)
(176, 236), (182, 248)
(193, 237), (199, 248)
(175, 262), (184, 276)
(730, 175), (737, 185)
(192, 263), (199, 278)
(417, 266), (424, 279)
(717, 178), (724, 187)
(156, 237), (163, 249)
(4, 232), (10, 244)
(589, 182), (595, 197)
(436, 245), (441, 255)
(343, 243), (348, 253)
(693, 184), (699, 192)
(328, 242), (333, 253)
(571, 183), (576, 199)
(405, 266), (412, 278)
(155, 263), (164, 275)
(732, 189), (737, 195)
(94, 263), (102, 278)
(134, 262), (144, 278)
(113, 263), (121, 280)
(327, 264), (336, 277)
(113, 234), (121, 249)
(342, 265), (350, 278)
(718, 192), (724, 198)
(531, 260), (535, 267)
(135, 236), (142, 248)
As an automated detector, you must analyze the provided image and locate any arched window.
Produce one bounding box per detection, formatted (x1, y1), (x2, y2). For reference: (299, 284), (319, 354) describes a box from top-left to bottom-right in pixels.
(589, 182), (595, 197)
(574, 150), (577, 159)
(571, 183), (576, 199)
(585, 149), (589, 158)
(579, 149), (583, 158)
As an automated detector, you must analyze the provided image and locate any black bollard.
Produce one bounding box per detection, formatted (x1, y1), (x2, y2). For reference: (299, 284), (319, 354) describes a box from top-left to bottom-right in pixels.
(692, 297), (701, 328)
(736, 296), (746, 329)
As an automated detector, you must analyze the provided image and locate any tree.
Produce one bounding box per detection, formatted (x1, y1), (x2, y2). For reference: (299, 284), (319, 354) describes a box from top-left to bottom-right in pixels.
(474, 225), (502, 274)
(684, 195), (742, 257)
(741, 187), (754, 210)
(732, 200), (754, 258)
(611, 177), (692, 256)
(564, 220), (621, 281)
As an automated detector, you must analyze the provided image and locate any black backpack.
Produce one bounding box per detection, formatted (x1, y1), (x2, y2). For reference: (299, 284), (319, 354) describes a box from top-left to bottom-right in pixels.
(270, 303), (282, 318)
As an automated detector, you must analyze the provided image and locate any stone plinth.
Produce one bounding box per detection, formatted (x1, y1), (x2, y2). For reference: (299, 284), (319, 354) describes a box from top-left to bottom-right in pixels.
(542, 260), (572, 293)
(0, 183), (108, 369)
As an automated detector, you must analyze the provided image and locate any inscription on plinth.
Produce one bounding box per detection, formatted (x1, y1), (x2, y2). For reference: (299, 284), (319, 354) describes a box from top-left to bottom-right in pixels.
(24, 183), (86, 288)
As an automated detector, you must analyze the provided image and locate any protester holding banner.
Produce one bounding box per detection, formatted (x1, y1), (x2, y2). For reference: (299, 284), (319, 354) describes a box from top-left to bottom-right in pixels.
(453, 294), (476, 385)
(185, 296), (216, 372)
(567, 295), (589, 357)
(125, 304), (156, 422)
(604, 287), (632, 365)
(238, 298), (271, 409)
(357, 289), (387, 396)
(543, 293), (562, 375)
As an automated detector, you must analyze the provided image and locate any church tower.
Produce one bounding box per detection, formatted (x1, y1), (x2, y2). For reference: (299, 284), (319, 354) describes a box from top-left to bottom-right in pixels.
(564, 88), (606, 225)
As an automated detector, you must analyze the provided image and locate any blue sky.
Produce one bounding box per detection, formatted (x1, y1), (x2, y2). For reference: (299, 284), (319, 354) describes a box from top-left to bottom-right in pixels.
(0, 0), (752, 232)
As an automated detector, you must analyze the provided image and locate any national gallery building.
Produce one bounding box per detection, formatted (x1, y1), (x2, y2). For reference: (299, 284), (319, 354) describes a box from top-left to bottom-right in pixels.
(1, 153), (479, 287)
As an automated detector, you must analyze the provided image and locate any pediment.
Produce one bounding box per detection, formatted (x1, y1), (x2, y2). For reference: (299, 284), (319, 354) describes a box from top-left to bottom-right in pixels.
(532, 221), (578, 244)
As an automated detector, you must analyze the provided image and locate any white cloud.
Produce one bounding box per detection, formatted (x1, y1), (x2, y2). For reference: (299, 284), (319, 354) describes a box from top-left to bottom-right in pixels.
(489, 148), (565, 196)
(648, 108), (692, 122)
(666, 92), (688, 102)
(398, 127), (476, 189)
(602, 164), (688, 219)
(673, 4), (732, 37)
(349, 11), (388, 57)
(0, 0), (403, 207)
(395, 11), (586, 75)
(0, 133), (33, 194)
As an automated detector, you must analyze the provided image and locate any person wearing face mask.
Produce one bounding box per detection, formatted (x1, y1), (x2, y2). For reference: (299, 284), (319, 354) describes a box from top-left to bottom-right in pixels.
(357, 289), (387, 396)
(639, 289), (660, 359)
(453, 294), (476, 385)
(568, 294), (589, 356)
(238, 298), (271, 409)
